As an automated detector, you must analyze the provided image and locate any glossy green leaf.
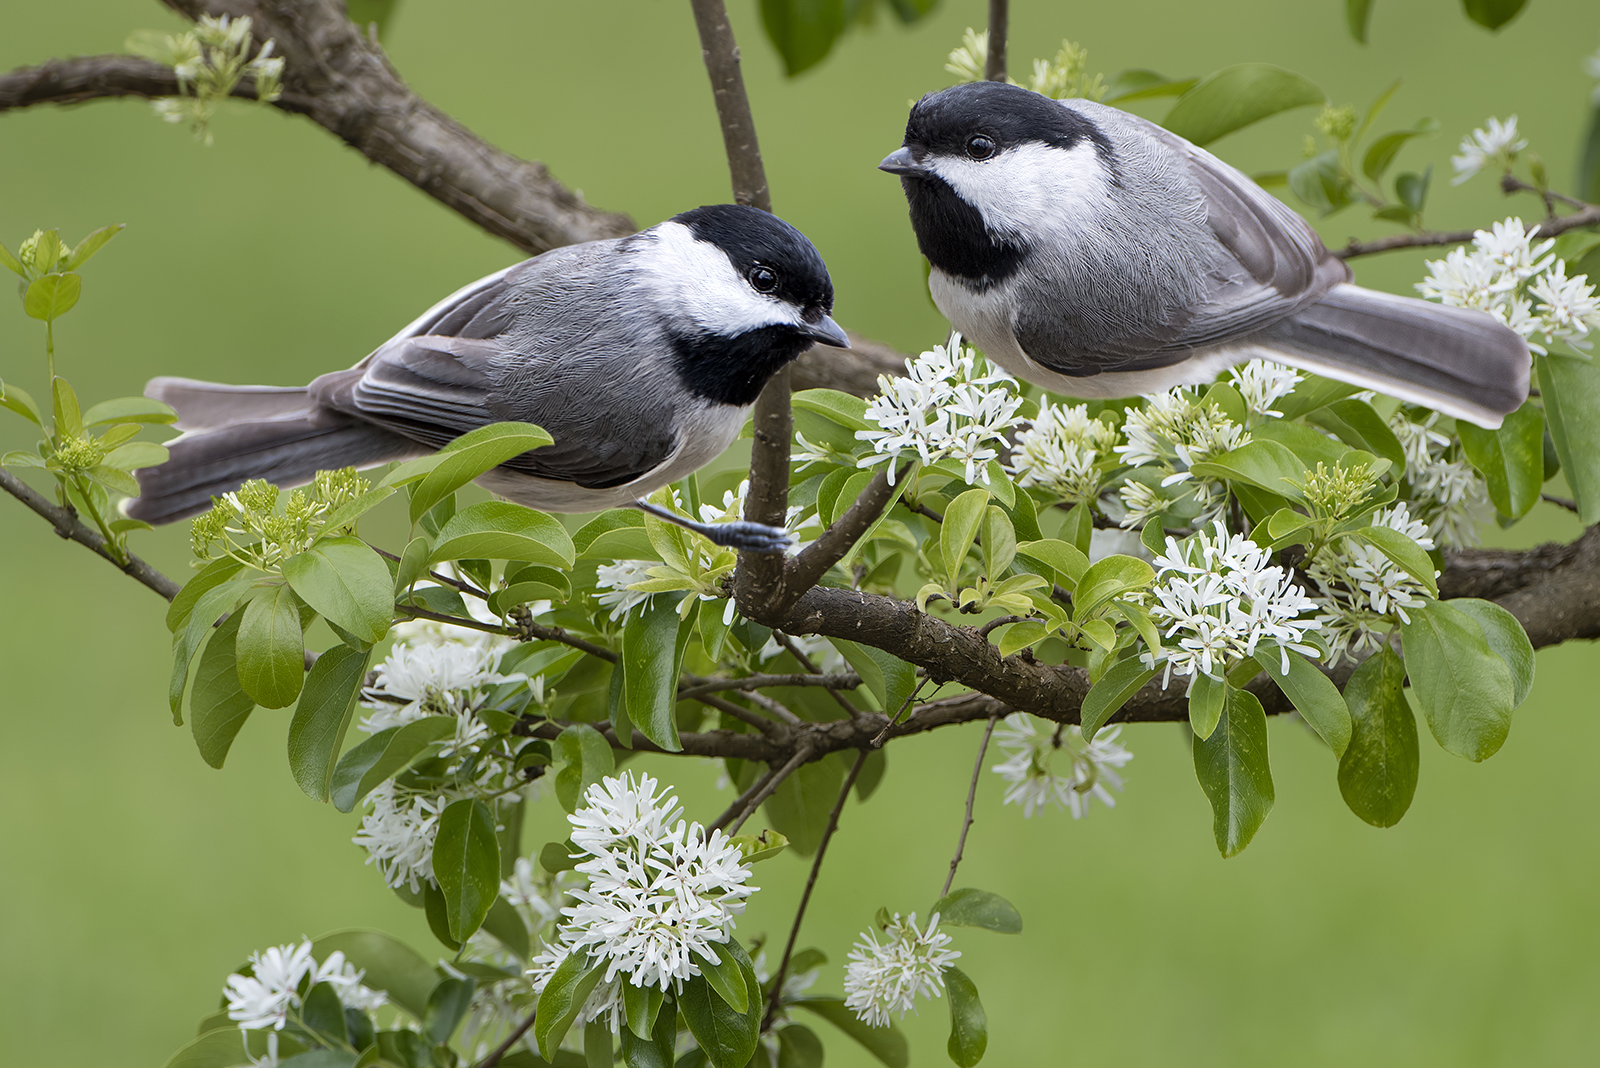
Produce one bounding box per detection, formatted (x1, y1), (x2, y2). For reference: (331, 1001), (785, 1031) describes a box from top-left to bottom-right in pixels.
(585, 1017), (612, 1068)
(623, 977), (667, 1041)
(235, 584), (305, 709)
(729, 828), (789, 864)
(1306, 399), (1406, 470)
(0, 379), (44, 427)
(403, 422), (553, 522)
(1538, 355), (1600, 523)
(1362, 120), (1439, 180)
(535, 954), (605, 1061)
(1274, 374), (1361, 420)
(1346, 0), (1375, 41)
(24, 272), (81, 321)
(1395, 166), (1432, 214)
(1163, 63), (1325, 147)
(287, 644), (371, 801)
(429, 500), (575, 569)
(189, 611), (255, 769)
(1059, 502), (1093, 557)
(944, 966), (987, 1067)
(694, 942), (751, 1014)
(1072, 555), (1155, 622)
(52, 377), (82, 438)
(1448, 597), (1535, 708)
(1350, 525), (1439, 597)
(1104, 69), (1197, 103)
(101, 439), (168, 471)
(1289, 150), (1351, 215)
(1251, 418), (1352, 471)
(940, 487), (989, 589)
(622, 595), (688, 751)
(1015, 538), (1089, 590)
(758, 0), (848, 77)
(82, 395), (176, 426)
(1257, 642), (1353, 756)
(828, 637), (915, 715)
(554, 723), (615, 813)
(282, 537), (393, 644)
(1189, 439), (1306, 500)
(619, 993), (677, 1068)
(792, 388), (869, 430)
(997, 619), (1048, 657)
(63, 222), (125, 270)
(1461, 0), (1527, 30)
(330, 715), (455, 813)
(170, 572), (253, 720)
(932, 887), (1021, 934)
(679, 968), (760, 1068)
(1192, 688), (1275, 857)
(1082, 659), (1157, 741)
(1458, 401), (1544, 519)
(1400, 599), (1515, 761)
(424, 976), (475, 1045)
(301, 981), (348, 1046)
(167, 556), (246, 633)
(791, 998), (909, 1068)
(776, 1024), (826, 1068)
(1187, 671), (1227, 740)
(1337, 646), (1418, 826)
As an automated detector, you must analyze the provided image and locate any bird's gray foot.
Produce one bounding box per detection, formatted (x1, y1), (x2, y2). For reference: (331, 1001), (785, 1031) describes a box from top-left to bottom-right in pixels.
(631, 500), (793, 555)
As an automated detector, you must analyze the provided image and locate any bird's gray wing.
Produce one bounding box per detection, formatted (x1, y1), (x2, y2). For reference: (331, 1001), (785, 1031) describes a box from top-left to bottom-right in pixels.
(315, 248), (680, 490)
(1152, 135), (1351, 352)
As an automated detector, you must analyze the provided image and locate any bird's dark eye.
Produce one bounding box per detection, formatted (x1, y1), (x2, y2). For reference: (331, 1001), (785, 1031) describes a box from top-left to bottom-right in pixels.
(966, 134), (997, 160)
(748, 265), (778, 293)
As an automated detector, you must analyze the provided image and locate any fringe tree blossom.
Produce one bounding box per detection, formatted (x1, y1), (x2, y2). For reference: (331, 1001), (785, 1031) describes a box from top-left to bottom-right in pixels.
(223, 940), (386, 1031)
(1113, 389), (1245, 530)
(352, 781), (447, 893)
(1450, 116), (1527, 184)
(857, 333), (1024, 486)
(359, 637), (521, 736)
(1228, 359), (1302, 420)
(1308, 504), (1438, 665)
(1007, 401), (1120, 504)
(990, 714), (1132, 819)
(843, 912), (961, 1027)
(594, 560), (657, 621)
(1142, 522), (1321, 686)
(1388, 411), (1493, 548)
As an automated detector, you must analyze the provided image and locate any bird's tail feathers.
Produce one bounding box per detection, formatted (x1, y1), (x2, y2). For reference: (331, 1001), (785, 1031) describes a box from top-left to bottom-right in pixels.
(1252, 283), (1530, 429)
(146, 376), (312, 431)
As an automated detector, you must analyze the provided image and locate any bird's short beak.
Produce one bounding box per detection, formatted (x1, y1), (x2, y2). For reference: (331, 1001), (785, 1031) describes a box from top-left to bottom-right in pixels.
(805, 314), (851, 349)
(878, 146), (929, 177)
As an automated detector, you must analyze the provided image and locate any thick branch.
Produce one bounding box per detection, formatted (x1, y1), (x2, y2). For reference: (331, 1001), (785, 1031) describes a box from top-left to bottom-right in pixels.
(0, 469), (180, 600)
(686, 0), (771, 211)
(985, 0), (1009, 82)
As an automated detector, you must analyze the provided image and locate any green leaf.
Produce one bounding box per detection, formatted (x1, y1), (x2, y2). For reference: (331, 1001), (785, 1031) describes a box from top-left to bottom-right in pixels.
(320, 486), (398, 537)
(621, 595), (688, 751)
(1400, 599), (1515, 761)
(1103, 69), (1197, 104)
(680, 970), (760, 1068)
(301, 981), (348, 1047)
(1461, 0), (1527, 30)
(168, 556), (246, 632)
(63, 223), (125, 270)
(425, 976), (475, 1045)
(84, 397), (176, 429)
(1395, 166), (1432, 215)
(1015, 538), (1089, 589)
(287, 644), (371, 801)
(1257, 643), (1353, 756)
(404, 422), (553, 523)
(1289, 150), (1352, 215)
(619, 993), (677, 1068)
(585, 1017), (613, 1068)
(101, 439), (169, 471)
(1538, 355), (1600, 523)
(235, 584), (305, 709)
(162, 1028), (284, 1068)
(1274, 374), (1361, 420)
(311, 931), (436, 1021)
(1346, 0), (1375, 41)
(1458, 401), (1544, 519)
(776, 1024), (825, 1068)
(997, 620), (1048, 657)
(623, 977), (667, 1041)
(1162, 63), (1325, 147)
(52, 377), (83, 438)
(1189, 439), (1307, 500)
(1305, 399), (1406, 470)
(1058, 502), (1093, 557)
(1580, 103), (1600, 204)
(1072, 555), (1155, 622)
(84, 463), (140, 496)
(536, 955), (606, 1061)
(828, 637), (915, 715)
(758, 0), (848, 77)
(1187, 671), (1227, 740)
(940, 487), (989, 589)
(792, 388), (869, 431)
(430, 500), (575, 569)
(729, 828), (789, 863)
(1337, 646), (1418, 827)
(694, 941), (751, 1014)
(1448, 598), (1535, 708)
(1349, 525), (1438, 597)
(981, 505), (1017, 579)
(932, 888), (1021, 934)
(170, 572), (253, 720)
(0, 379), (44, 427)
(791, 998), (909, 1068)
(944, 966), (987, 1067)
(479, 894), (531, 962)
(24, 272), (81, 321)
(282, 537), (394, 644)
(1082, 659), (1157, 741)
(554, 723), (615, 813)
(1192, 688), (1275, 857)
(330, 715), (456, 813)
(0, 239), (23, 277)
(189, 611), (256, 769)
(765, 755), (843, 855)
(1362, 120), (1440, 180)
(540, 839), (580, 873)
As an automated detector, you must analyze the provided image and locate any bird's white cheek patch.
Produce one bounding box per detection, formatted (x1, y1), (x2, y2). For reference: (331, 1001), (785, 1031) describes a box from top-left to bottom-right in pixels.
(932, 141), (1112, 240)
(634, 222), (800, 335)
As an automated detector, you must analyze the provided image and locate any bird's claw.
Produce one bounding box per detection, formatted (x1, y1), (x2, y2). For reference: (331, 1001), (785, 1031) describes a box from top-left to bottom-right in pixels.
(706, 520), (794, 555)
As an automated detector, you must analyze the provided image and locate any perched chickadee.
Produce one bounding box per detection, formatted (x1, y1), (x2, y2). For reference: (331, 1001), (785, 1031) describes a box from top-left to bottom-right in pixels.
(880, 81), (1528, 427)
(126, 205), (847, 551)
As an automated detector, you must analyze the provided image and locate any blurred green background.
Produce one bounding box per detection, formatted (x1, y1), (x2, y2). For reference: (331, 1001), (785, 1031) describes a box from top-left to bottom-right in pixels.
(3, 1), (1600, 1065)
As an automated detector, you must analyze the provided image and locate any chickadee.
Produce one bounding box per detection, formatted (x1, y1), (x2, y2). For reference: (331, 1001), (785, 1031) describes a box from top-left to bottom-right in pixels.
(125, 204), (847, 551)
(880, 81), (1528, 428)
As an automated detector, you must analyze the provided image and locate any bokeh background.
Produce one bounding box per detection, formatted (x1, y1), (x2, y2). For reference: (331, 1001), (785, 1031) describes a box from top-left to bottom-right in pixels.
(3, 1), (1599, 1065)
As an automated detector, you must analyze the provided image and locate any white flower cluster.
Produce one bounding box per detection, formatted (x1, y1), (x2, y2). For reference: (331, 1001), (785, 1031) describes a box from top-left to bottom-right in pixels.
(1417, 217), (1600, 353)
(1308, 504), (1437, 665)
(1450, 116), (1527, 184)
(1007, 402), (1120, 504)
(1228, 359), (1302, 420)
(529, 773), (756, 1030)
(1388, 410), (1493, 548)
(990, 714), (1132, 819)
(223, 940), (386, 1032)
(858, 333), (1024, 486)
(1142, 521), (1322, 686)
(842, 912), (961, 1028)
(594, 559), (657, 622)
(1113, 388), (1248, 529)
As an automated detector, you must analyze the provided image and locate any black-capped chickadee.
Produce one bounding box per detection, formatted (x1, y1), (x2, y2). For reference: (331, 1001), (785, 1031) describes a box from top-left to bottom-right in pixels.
(126, 204), (847, 552)
(880, 81), (1528, 428)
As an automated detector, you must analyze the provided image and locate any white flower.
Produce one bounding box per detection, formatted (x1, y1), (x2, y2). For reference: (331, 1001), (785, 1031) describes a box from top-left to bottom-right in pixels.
(353, 781), (447, 893)
(594, 559), (657, 621)
(223, 940), (385, 1031)
(1388, 412), (1493, 548)
(531, 773), (757, 998)
(311, 951), (388, 1013)
(990, 714), (1132, 818)
(1451, 116), (1527, 184)
(758, 630), (847, 672)
(1307, 503), (1437, 665)
(1141, 521), (1321, 685)
(857, 333), (1023, 486)
(1228, 359), (1302, 420)
(502, 855), (563, 928)
(1007, 402), (1120, 503)
(1115, 388), (1248, 512)
(360, 637), (518, 736)
(842, 912), (961, 1028)
(1528, 260), (1600, 350)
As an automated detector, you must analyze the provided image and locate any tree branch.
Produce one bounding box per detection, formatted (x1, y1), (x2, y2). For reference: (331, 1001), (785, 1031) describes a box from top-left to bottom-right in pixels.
(985, 0), (1010, 82)
(1337, 203), (1600, 259)
(782, 465), (906, 602)
(0, 469), (180, 600)
(943, 714), (999, 897)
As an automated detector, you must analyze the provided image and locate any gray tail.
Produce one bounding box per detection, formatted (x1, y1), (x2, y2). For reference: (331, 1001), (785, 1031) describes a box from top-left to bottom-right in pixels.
(127, 380), (419, 524)
(1253, 283), (1530, 428)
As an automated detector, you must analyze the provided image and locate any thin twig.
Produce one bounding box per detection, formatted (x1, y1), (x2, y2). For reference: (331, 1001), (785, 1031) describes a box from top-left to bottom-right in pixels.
(690, 692), (787, 738)
(774, 630), (870, 721)
(783, 464), (909, 601)
(763, 748), (871, 1030)
(710, 760), (786, 831)
(1542, 493), (1580, 514)
(1337, 202), (1600, 258)
(985, 0), (1009, 82)
(727, 747), (812, 835)
(686, 0), (771, 212)
(942, 715), (1000, 897)
(676, 672), (862, 701)
(0, 469), (180, 600)
(977, 614), (1032, 639)
(903, 498), (945, 525)
(872, 676), (934, 747)
(743, 690), (804, 725)
(471, 1006), (536, 1068)
(370, 545), (489, 599)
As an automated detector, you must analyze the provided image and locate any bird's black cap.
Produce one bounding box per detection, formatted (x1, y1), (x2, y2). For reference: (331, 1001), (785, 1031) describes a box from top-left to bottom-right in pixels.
(902, 81), (1112, 160)
(674, 204), (835, 319)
